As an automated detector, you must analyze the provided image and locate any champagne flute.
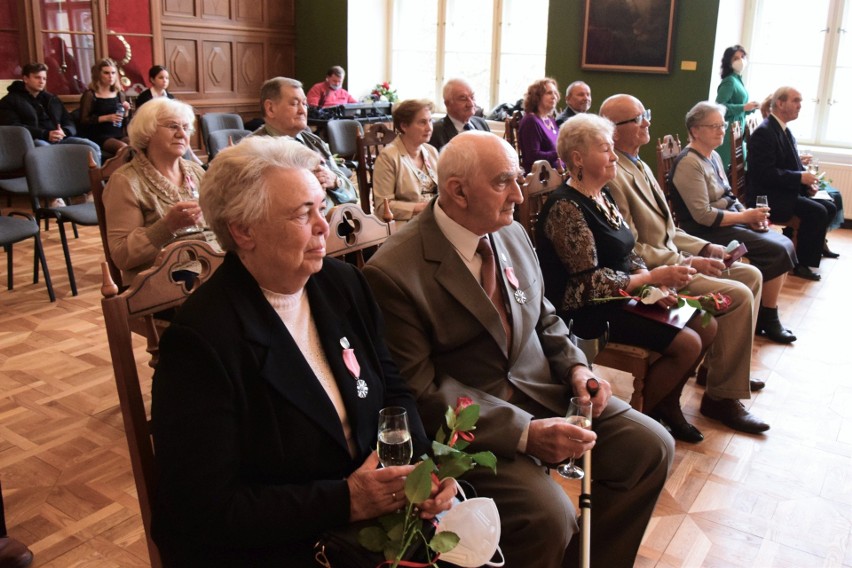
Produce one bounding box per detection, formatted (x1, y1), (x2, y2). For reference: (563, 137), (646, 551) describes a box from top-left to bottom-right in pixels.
(755, 195), (769, 230)
(377, 407), (413, 468)
(556, 397), (593, 479)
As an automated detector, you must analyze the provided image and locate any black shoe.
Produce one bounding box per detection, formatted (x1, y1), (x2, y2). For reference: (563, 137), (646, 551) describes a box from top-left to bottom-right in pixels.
(823, 240), (840, 258)
(695, 367), (765, 392)
(791, 264), (821, 281)
(648, 410), (704, 443)
(0, 537), (33, 568)
(700, 395), (770, 434)
(756, 306), (797, 343)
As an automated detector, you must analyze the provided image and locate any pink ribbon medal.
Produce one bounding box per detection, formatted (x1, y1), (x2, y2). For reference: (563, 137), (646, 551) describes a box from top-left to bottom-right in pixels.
(504, 266), (527, 304)
(340, 337), (368, 398)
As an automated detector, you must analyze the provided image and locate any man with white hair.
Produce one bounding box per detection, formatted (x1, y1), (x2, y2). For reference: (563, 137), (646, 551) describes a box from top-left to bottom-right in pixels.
(429, 78), (490, 150)
(555, 81), (592, 126)
(365, 130), (672, 568)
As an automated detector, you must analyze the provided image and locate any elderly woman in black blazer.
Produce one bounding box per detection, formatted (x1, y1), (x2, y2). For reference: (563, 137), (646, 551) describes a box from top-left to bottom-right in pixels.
(150, 136), (455, 567)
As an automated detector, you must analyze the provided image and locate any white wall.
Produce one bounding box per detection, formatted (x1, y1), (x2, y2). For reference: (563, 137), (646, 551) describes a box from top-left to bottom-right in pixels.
(708, 0), (748, 99)
(347, 0), (389, 102)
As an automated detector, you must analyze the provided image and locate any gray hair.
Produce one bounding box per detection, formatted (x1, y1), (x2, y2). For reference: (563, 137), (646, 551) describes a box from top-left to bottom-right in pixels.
(685, 101), (726, 135)
(770, 86), (797, 111)
(127, 97), (196, 151)
(442, 78), (473, 103)
(556, 113), (615, 171)
(565, 81), (589, 97)
(260, 77), (303, 117)
(199, 136), (321, 251)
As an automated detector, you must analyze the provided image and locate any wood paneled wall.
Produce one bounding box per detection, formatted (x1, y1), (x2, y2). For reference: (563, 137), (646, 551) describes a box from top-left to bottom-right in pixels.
(160, 0), (296, 126)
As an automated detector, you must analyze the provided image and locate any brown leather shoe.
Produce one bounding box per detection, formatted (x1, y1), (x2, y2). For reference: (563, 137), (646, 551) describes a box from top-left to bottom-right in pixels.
(696, 367), (765, 391)
(0, 537), (33, 568)
(700, 395), (770, 434)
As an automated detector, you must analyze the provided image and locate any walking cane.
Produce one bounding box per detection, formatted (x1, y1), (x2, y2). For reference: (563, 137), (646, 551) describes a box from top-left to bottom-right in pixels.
(580, 378), (600, 568)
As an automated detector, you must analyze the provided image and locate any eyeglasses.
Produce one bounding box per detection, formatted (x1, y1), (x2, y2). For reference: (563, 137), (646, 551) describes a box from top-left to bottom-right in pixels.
(698, 122), (729, 131)
(615, 109), (651, 126)
(158, 122), (194, 135)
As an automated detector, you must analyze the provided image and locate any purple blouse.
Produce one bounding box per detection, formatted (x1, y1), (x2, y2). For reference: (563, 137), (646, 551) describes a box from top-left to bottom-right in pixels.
(518, 113), (561, 173)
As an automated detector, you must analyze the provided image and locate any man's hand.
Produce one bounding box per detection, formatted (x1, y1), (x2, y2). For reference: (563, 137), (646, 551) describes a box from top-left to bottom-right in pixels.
(691, 256), (724, 277)
(48, 128), (65, 143)
(568, 365), (611, 418)
(347, 452), (413, 522)
(526, 417), (597, 464)
(312, 165), (338, 189)
(801, 171), (820, 186)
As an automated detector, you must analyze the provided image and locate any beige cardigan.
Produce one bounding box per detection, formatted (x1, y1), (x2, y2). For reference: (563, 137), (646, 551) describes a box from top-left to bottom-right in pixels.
(103, 153), (205, 282)
(371, 136), (438, 220)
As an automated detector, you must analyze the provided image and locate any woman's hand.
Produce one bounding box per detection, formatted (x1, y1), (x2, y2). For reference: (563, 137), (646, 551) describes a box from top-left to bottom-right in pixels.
(744, 101), (760, 112)
(412, 202), (428, 215)
(649, 265), (693, 289)
(743, 207), (769, 225)
(653, 285), (680, 309)
(418, 477), (457, 519)
(101, 113), (124, 124)
(164, 200), (202, 233)
(347, 452), (413, 522)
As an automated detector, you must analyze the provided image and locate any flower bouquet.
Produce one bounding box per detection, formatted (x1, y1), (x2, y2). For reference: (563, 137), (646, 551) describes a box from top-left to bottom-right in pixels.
(358, 397), (497, 567)
(369, 81), (398, 103)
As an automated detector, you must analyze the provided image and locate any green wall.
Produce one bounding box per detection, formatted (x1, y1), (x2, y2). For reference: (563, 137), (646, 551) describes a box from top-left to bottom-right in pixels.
(546, 0), (721, 163)
(295, 0), (349, 88)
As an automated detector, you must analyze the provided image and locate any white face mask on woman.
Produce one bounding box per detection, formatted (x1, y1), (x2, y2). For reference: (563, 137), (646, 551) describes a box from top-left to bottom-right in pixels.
(732, 58), (746, 74)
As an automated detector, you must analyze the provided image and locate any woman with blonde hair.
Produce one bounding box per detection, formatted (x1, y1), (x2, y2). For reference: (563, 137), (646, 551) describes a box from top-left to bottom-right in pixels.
(79, 58), (130, 154)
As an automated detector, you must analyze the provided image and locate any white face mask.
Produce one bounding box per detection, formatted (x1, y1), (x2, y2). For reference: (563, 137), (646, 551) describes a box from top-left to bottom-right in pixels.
(732, 58), (746, 74)
(435, 497), (504, 567)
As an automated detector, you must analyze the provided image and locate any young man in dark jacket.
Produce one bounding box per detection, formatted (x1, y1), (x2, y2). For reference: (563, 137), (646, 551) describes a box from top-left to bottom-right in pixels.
(0, 62), (100, 163)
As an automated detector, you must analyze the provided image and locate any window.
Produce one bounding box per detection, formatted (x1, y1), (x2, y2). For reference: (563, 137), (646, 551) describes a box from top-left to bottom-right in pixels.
(389, 0), (549, 113)
(745, 0), (852, 147)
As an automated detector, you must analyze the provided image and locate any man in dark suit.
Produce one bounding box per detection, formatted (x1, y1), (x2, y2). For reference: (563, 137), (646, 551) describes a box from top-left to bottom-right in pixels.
(747, 86), (836, 281)
(252, 76), (358, 210)
(428, 78), (490, 150)
(150, 137), (452, 566)
(364, 131), (673, 568)
(555, 81), (592, 126)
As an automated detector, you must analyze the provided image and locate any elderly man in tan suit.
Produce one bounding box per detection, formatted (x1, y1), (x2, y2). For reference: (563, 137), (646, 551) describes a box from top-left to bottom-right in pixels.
(364, 131), (673, 568)
(600, 94), (769, 435)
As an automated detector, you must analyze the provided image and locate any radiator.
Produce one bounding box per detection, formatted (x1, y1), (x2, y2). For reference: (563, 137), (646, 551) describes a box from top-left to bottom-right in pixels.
(817, 161), (851, 221)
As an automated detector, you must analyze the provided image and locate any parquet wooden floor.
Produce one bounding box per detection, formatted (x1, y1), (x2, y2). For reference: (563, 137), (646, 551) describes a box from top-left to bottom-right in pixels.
(1, 195), (850, 567)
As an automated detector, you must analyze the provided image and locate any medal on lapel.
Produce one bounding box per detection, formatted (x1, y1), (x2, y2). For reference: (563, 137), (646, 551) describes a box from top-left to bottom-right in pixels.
(340, 337), (368, 398)
(504, 266), (527, 304)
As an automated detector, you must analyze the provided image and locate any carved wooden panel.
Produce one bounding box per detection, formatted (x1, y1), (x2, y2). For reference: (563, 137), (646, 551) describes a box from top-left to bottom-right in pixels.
(267, 0), (294, 27)
(268, 42), (295, 80)
(235, 42), (263, 96)
(164, 38), (198, 93)
(235, 0), (263, 24)
(163, 0), (196, 17)
(202, 41), (233, 93)
(201, 0), (230, 19)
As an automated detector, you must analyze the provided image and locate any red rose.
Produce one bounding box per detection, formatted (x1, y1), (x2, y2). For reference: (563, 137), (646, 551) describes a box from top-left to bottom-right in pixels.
(382, 82), (390, 89)
(455, 396), (474, 414)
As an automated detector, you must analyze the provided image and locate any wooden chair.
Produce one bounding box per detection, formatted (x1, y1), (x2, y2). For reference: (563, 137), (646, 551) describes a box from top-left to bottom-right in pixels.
(517, 160), (564, 246)
(326, 201), (395, 268)
(504, 111), (523, 167)
(655, 134), (683, 226)
(355, 122), (396, 214)
(100, 240), (226, 568)
(727, 121), (747, 201)
(89, 145), (134, 290)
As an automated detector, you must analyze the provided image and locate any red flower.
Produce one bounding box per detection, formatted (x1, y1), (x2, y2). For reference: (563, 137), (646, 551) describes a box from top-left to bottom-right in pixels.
(382, 81), (390, 89)
(455, 396), (474, 414)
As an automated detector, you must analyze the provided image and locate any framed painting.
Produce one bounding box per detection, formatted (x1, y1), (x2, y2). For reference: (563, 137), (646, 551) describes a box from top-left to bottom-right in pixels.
(581, 0), (677, 74)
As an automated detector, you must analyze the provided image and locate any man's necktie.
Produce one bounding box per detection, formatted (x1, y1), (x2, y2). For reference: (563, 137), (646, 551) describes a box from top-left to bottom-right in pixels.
(463, 122), (473, 131)
(477, 236), (512, 349)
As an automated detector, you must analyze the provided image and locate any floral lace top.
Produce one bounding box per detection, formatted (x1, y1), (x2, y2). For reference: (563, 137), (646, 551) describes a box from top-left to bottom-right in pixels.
(536, 184), (645, 312)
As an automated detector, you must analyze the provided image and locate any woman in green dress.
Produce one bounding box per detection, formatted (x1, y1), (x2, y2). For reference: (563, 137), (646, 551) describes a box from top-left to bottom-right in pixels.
(715, 45), (759, 171)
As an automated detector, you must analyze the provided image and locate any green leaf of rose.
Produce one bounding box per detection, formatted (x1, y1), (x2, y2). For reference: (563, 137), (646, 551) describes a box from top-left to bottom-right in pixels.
(435, 454), (474, 479)
(470, 451), (498, 473)
(429, 531), (460, 553)
(405, 459), (435, 504)
(444, 406), (456, 430)
(377, 511), (405, 532)
(358, 526), (389, 552)
(454, 405), (480, 431)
